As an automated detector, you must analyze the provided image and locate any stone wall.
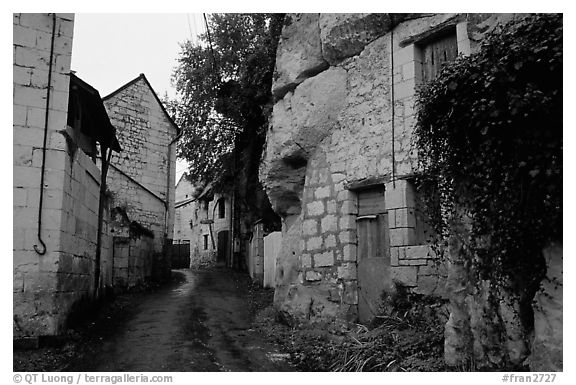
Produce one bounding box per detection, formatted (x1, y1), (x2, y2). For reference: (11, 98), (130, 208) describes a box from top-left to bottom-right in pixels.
(529, 243), (563, 371)
(175, 174), (196, 202)
(189, 193), (231, 268)
(262, 13), (463, 323)
(248, 222), (265, 284)
(60, 148), (114, 294)
(263, 231), (282, 288)
(173, 175), (197, 244)
(13, 13), (115, 337)
(174, 201), (194, 244)
(112, 236), (154, 289)
(106, 165), (167, 247)
(103, 76), (178, 254)
(442, 213), (563, 371)
(263, 12), (561, 371)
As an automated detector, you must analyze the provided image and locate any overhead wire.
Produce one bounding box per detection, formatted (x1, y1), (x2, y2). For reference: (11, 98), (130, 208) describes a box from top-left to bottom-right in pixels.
(186, 14), (194, 42)
(202, 13), (219, 76)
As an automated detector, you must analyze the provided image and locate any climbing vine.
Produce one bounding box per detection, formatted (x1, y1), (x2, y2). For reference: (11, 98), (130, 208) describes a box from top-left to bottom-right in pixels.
(414, 14), (562, 289)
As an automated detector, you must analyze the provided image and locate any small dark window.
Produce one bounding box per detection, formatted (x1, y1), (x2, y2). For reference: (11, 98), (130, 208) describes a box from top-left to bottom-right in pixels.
(420, 31), (458, 83)
(203, 234), (209, 250)
(218, 199), (226, 219)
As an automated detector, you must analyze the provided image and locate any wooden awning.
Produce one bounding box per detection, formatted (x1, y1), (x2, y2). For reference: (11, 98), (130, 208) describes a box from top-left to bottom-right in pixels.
(67, 73), (122, 152)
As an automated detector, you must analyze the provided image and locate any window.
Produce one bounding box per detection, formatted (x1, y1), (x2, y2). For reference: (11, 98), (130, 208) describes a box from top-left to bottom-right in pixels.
(218, 198), (226, 219)
(203, 234), (209, 250)
(419, 30), (458, 83)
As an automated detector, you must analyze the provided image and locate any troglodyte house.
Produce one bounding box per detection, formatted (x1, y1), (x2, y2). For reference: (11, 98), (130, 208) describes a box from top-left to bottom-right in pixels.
(260, 13), (562, 370)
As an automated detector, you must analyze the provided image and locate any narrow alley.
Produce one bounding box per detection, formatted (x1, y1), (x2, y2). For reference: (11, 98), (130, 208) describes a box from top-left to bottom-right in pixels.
(13, 13), (563, 373)
(63, 269), (293, 372)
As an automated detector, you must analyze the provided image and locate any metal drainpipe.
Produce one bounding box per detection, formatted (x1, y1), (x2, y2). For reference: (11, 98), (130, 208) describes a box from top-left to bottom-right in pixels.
(33, 13), (57, 255)
(390, 15), (397, 189)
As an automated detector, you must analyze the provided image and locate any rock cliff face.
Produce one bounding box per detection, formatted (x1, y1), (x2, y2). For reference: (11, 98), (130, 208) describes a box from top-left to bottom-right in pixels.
(261, 13), (562, 370)
(261, 11), (453, 325)
(528, 244), (563, 371)
(442, 210), (531, 369)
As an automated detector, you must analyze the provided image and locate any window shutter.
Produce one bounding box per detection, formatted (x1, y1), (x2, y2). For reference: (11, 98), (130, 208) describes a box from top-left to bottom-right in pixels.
(422, 33), (458, 82)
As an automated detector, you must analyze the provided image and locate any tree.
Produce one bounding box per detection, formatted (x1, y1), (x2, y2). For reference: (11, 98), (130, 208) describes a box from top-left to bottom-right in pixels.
(170, 13), (285, 189)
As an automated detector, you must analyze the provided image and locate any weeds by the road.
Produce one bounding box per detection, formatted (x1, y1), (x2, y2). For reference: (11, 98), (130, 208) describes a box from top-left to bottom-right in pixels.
(15, 269), (448, 373)
(255, 290), (448, 372)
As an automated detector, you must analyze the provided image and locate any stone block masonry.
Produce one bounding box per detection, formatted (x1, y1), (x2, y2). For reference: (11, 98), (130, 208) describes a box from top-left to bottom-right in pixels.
(112, 236), (154, 289)
(103, 75), (178, 257)
(173, 175), (197, 246)
(262, 10), (563, 373)
(261, 14), (480, 324)
(13, 14), (177, 340)
(188, 193), (231, 269)
(13, 13), (117, 338)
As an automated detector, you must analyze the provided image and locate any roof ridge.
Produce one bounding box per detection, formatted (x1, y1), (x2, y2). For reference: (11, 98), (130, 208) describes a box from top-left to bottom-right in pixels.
(102, 73), (143, 101)
(102, 73), (180, 134)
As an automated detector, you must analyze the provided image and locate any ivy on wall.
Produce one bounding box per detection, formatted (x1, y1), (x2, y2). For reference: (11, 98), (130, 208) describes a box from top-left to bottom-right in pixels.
(414, 14), (562, 290)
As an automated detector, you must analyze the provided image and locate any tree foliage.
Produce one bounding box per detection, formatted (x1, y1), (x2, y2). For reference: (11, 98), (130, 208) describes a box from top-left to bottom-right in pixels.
(170, 13), (285, 187)
(414, 14), (562, 288)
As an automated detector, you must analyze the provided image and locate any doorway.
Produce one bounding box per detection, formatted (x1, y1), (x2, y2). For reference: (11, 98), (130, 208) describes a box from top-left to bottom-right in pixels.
(217, 230), (229, 265)
(356, 187), (391, 324)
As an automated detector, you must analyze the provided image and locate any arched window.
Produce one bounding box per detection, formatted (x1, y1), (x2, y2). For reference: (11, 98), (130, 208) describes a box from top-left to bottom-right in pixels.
(218, 198), (226, 219)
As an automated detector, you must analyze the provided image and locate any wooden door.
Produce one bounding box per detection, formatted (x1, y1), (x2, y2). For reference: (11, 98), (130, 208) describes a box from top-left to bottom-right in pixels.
(170, 243), (190, 269)
(356, 188), (391, 324)
(217, 230), (229, 264)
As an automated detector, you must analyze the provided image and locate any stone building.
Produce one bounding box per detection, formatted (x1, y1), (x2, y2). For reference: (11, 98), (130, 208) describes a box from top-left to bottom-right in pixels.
(173, 174), (197, 245)
(171, 175), (197, 268)
(103, 74), (180, 283)
(261, 12), (485, 324)
(187, 186), (232, 268)
(261, 13), (562, 369)
(13, 13), (120, 339)
(13, 13), (180, 340)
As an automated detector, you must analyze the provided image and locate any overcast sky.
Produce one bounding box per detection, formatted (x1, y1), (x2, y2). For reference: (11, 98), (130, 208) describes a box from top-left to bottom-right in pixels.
(71, 13), (204, 98)
(71, 13), (206, 182)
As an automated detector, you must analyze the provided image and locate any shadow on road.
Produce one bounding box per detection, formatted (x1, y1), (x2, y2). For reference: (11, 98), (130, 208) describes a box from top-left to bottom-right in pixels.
(15, 268), (293, 372)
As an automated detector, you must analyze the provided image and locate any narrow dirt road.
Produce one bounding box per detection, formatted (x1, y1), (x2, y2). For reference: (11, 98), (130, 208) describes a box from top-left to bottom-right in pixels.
(65, 268), (293, 372)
